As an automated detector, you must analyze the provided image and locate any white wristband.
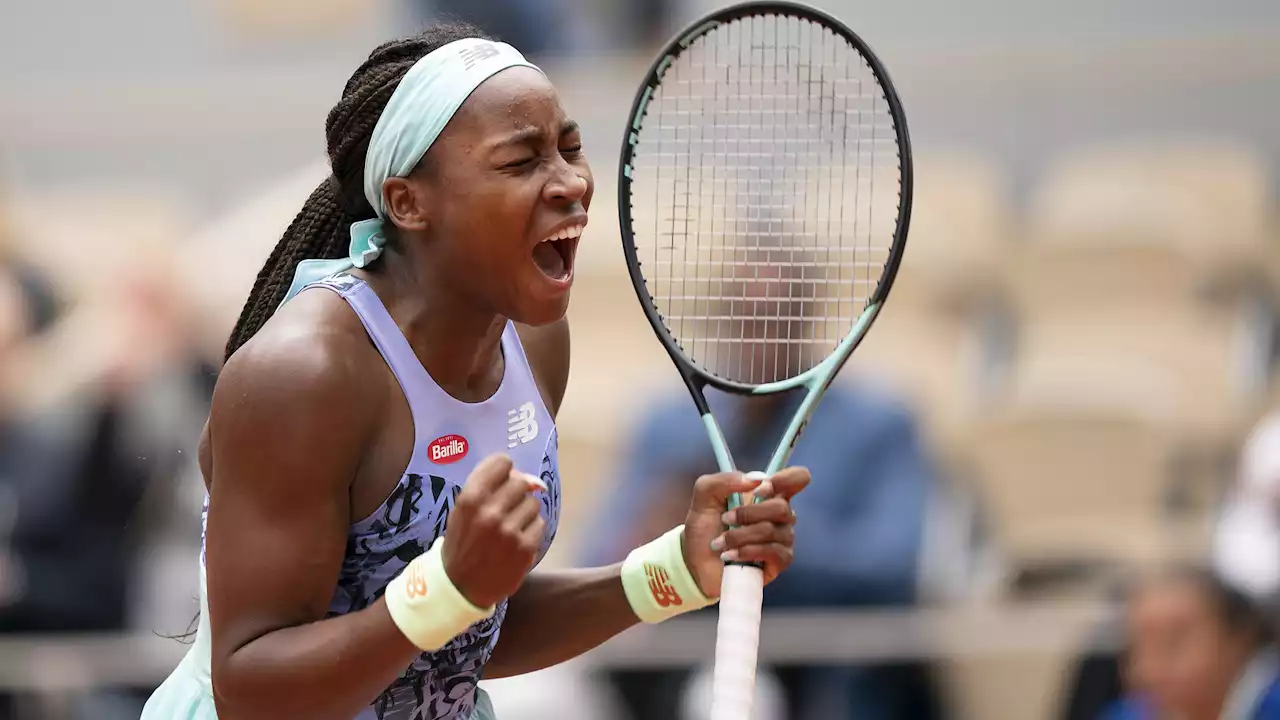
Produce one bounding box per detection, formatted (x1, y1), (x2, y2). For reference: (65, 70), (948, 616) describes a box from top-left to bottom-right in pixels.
(621, 525), (716, 624)
(385, 537), (495, 651)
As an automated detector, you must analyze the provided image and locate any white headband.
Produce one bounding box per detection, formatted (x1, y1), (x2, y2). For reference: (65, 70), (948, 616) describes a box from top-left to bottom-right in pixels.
(282, 38), (542, 306)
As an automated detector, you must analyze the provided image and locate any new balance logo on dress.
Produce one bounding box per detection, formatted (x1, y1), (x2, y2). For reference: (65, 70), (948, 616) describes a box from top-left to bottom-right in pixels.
(507, 402), (539, 448)
(644, 563), (683, 608)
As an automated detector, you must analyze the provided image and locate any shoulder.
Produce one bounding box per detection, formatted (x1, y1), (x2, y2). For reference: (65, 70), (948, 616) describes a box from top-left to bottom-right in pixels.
(210, 289), (386, 459)
(515, 315), (570, 417)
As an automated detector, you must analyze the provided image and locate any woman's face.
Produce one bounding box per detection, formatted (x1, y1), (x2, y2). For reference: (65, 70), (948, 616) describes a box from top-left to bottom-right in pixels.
(1126, 580), (1252, 717)
(389, 66), (593, 326)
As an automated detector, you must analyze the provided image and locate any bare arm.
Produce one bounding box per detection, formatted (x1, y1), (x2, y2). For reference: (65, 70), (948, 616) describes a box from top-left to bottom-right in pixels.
(483, 565), (638, 679)
(205, 318), (418, 720)
(487, 319), (649, 678)
(495, 317), (807, 679)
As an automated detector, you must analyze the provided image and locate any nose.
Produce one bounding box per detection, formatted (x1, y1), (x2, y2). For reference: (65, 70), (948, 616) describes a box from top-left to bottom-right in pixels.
(545, 160), (589, 205)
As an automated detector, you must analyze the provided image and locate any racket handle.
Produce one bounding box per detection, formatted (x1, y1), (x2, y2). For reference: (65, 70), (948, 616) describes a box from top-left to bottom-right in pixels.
(710, 563), (765, 720)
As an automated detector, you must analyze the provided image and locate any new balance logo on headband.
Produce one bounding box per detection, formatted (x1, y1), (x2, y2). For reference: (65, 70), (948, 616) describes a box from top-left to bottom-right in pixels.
(507, 402), (539, 448)
(459, 42), (501, 70)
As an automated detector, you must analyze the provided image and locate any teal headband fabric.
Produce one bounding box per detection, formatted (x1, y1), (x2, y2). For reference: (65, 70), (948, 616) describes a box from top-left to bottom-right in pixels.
(280, 38), (543, 306)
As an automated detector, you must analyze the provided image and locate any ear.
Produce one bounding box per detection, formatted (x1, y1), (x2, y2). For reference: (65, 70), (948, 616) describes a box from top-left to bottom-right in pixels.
(382, 176), (431, 233)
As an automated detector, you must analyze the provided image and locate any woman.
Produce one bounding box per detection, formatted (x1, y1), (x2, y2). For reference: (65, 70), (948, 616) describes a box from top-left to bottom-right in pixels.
(1103, 565), (1280, 720)
(142, 22), (809, 720)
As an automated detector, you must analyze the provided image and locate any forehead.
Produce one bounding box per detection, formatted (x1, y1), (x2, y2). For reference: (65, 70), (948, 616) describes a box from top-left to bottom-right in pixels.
(450, 67), (568, 137)
(1131, 580), (1212, 625)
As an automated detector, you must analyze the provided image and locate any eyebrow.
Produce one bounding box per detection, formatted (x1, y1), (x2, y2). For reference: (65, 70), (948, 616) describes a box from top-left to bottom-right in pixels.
(493, 120), (580, 148)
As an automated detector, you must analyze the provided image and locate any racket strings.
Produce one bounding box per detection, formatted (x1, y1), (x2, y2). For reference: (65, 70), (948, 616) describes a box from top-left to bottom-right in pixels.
(628, 12), (902, 386)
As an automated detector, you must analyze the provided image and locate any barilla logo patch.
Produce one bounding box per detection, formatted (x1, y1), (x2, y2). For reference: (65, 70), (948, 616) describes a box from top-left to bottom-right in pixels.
(428, 434), (469, 464)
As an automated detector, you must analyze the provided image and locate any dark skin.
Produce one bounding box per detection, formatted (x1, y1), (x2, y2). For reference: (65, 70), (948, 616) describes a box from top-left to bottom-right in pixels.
(202, 67), (809, 719)
(1125, 577), (1258, 720)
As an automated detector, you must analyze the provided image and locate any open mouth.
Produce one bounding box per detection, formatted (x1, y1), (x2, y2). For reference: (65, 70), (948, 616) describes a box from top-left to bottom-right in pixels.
(532, 224), (583, 283)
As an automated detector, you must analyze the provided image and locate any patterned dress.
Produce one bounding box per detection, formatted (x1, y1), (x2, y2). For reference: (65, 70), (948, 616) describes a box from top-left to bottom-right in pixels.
(142, 273), (562, 720)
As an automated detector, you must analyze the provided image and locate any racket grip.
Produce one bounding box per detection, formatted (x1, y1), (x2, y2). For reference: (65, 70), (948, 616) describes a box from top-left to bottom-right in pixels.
(710, 563), (765, 720)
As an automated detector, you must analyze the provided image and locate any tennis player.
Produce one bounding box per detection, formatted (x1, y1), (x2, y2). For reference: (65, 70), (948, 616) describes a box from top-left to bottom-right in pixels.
(142, 23), (809, 720)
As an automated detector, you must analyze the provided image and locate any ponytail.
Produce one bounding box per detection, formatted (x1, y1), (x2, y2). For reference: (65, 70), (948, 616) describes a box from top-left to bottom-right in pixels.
(223, 176), (353, 360)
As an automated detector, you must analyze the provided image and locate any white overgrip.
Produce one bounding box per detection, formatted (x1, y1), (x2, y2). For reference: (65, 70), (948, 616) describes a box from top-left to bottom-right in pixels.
(711, 563), (765, 720)
(710, 469), (769, 720)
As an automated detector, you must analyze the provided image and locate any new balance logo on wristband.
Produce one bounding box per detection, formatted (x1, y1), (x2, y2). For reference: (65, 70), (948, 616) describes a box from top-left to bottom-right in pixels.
(644, 563), (683, 608)
(622, 527), (712, 624)
(404, 563), (429, 601)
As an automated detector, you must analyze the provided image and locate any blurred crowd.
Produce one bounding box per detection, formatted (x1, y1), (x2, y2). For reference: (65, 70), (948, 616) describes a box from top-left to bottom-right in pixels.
(0, 0), (1278, 719)
(0, 187), (217, 718)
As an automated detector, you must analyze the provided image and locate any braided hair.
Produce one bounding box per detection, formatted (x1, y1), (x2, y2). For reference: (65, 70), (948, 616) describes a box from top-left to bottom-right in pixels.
(223, 22), (494, 362)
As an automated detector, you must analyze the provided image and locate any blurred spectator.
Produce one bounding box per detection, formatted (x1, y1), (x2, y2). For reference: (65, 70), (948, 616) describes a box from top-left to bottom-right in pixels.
(580, 382), (947, 720)
(0, 227), (212, 717)
(1102, 565), (1280, 720)
(404, 0), (577, 59)
(0, 258), (66, 621)
(1061, 643), (1126, 720)
(1061, 411), (1280, 720)
(618, 0), (675, 50)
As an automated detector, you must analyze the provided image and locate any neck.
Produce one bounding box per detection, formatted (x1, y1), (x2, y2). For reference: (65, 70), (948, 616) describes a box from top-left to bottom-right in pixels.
(365, 248), (507, 403)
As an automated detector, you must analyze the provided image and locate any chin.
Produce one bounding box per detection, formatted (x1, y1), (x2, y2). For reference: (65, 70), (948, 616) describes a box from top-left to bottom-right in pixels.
(510, 293), (571, 327)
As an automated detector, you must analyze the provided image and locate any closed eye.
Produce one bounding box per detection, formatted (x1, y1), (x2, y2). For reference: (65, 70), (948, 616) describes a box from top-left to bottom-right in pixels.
(503, 155), (538, 169)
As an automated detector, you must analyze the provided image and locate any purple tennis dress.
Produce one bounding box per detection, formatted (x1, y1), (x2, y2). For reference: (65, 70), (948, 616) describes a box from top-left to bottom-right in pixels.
(142, 272), (562, 720)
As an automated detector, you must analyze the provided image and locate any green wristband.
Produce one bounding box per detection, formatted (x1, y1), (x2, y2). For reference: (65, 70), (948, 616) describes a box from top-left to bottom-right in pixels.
(385, 537), (496, 651)
(621, 525), (716, 624)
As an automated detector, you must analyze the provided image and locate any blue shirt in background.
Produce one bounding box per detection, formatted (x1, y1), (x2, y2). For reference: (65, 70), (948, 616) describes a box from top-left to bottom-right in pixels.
(581, 382), (937, 609)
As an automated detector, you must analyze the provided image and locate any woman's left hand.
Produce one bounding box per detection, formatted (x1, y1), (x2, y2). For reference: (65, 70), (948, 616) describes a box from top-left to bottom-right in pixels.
(681, 467), (811, 597)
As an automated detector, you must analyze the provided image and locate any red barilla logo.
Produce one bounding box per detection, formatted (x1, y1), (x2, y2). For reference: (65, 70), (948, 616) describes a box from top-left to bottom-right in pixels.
(428, 434), (468, 464)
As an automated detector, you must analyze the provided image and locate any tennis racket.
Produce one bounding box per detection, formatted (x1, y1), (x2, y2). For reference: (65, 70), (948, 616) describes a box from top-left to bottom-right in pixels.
(617, 2), (912, 717)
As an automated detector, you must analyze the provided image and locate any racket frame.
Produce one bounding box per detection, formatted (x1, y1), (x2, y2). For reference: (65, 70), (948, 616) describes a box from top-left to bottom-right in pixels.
(617, 4), (912, 718)
(617, 0), (914, 482)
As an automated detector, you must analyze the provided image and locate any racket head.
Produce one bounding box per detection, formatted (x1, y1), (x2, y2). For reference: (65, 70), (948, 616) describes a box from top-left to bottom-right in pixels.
(618, 0), (912, 407)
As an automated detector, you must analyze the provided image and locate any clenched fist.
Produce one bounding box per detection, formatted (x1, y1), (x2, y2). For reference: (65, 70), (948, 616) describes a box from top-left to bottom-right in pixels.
(681, 467), (811, 597)
(443, 453), (546, 609)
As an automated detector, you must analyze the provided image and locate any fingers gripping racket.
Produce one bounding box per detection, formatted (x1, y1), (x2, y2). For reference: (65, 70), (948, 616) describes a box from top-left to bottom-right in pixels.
(618, 2), (912, 717)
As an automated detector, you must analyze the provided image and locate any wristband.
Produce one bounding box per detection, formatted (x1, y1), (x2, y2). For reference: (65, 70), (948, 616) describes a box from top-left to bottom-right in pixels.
(385, 536), (495, 651)
(621, 525), (716, 624)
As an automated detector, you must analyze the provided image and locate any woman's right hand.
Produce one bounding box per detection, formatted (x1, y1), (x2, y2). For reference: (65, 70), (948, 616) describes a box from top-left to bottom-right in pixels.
(443, 453), (547, 608)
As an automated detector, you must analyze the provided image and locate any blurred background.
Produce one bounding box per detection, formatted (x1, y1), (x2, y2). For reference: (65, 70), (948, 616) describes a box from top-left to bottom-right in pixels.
(0, 0), (1278, 718)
